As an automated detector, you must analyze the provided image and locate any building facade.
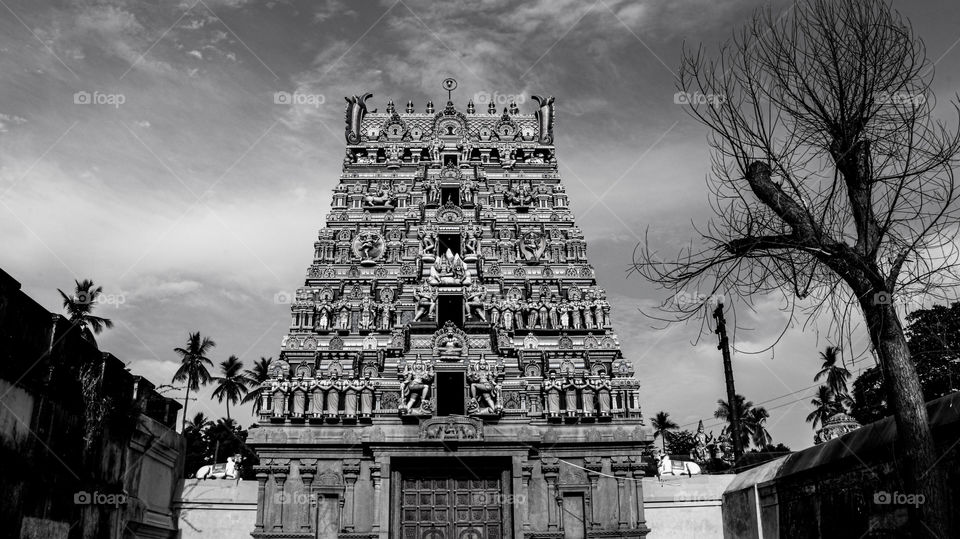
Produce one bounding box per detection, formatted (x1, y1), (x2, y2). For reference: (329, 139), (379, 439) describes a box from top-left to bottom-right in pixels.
(248, 89), (653, 538)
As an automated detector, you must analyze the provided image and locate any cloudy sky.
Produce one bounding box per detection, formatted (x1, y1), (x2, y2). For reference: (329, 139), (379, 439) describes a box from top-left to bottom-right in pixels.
(2, 0), (959, 451)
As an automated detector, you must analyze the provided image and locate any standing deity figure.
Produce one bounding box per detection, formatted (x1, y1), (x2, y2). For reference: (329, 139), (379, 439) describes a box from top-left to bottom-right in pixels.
(501, 301), (515, 331)
(358, 296), (375, 330)
(430, 138), (442, 163)
(547, 296), (559, 328)
(399, 359), (435, 415)
(412, 284), (436, 322)
(564, 376), (578, 417)
(343, 377), (360, 418)
(271, 377), (288, 418)
(538, 300), (549, 329)
(544, 372), (562, 417)
(464, 283), (487, 322)
(377, 300), (395, 330)
(558, 301), (571, 329)
(693, 420), (710, 462)
(461, 179), (478, 205)
(336, 299), (351, 330)
(462, 228), (481, 261)
(360, 375), (376, 417)
(583, 297), (596, 329)
(467, 358), (502, 415)
(310, 377), (325, 418)
(488, 297), (501, 327)
(316, 303), (331, 331)
(596, 371), (612, 415)
(571, 301), (584, 329)
(292, 375), (307, 417)
(322, 374), (340, 416)
(599, 293), (612, 327)
(581, 378), (596, 416)
(524, 300), (537, 328)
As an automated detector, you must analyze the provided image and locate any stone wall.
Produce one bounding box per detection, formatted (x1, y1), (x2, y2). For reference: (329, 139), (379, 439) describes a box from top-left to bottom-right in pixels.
(174, 480), (258, 539)
(643, 475), (734, 539)
(722, 392), (960, 538)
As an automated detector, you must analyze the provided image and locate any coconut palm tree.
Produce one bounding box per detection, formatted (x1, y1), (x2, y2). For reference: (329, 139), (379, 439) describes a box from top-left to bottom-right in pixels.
(185, 412), (213, 433)
(815, 346), (852, 398)
(172, 332), (216, 431)
(714, 394), (752, 449)
(745, 407), (773, 448)
(805, 385), (840, 429)
(57, 279), (114, 345)
(212, 355), (248, 421)
(241, 357), (273, 415)
(651, 411), (679, 452)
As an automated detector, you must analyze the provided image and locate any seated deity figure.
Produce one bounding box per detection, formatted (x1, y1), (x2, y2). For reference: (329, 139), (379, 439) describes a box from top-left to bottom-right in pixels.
(564, 376), (578, 416)
(544, 371), (562, 417)
(437, 325), (463, 357)
(467, 357), (501, 414)
(464, 283), (487, 322)
(362, 182), (396, 207)
(596, 371), (612, 415)
(412, 284), (436, 322)
(428, 249), (472, 286)
(399, 358), (435, 415)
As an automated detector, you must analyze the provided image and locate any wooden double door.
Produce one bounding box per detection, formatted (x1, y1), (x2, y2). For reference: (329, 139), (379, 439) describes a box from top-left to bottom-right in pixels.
(394, 458), (510, 539)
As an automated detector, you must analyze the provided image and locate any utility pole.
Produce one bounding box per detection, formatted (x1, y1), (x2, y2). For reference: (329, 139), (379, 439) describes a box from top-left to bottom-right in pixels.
(713, 302), (744, 463)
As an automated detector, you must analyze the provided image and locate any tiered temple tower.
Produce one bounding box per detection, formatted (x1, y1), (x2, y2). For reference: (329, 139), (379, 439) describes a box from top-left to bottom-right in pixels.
(249, 87), (653, 539)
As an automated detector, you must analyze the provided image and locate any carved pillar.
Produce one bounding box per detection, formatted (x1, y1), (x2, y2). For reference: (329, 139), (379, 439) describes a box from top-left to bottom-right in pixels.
(272, 467), (288, 531)
(342, 459), (360, 531)
(253, 465), (271, 533)
(520, 462), (533, 532)
(370, 461), (382, 534)
(542, 458), (560, 531)
(612, 457), (629, 529)
(632, 460), (646, 529)
(300, 461), (317, 533)
(585, 456), (603, 529)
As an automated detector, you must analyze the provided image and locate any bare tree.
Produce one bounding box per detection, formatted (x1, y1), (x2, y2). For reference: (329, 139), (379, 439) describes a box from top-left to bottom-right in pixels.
(636, 1), (960, 535)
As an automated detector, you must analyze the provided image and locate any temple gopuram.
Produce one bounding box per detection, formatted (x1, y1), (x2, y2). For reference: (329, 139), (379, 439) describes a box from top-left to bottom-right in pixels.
(248, 83), (653, 539)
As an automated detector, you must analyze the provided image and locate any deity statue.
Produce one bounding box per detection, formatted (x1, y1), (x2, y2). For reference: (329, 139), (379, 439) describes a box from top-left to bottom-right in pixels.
(377, 300), (395, 330)
(399, 359), (435, 415)
(501, 300), (515, 331)
(353, 230), (385, 265)
(272, 377), (288, 418)
(544, 371), (562, 417)
(537, 300), (549, 329)
(571, 301), (584, 329)
(583, 295), (596, 329)
(324, 374), (341, 416)
(358, 295), (375, 330)
(596, 371), (612, 415)
(693, 420), (709, 462)
(343, 377), (361, 418)
(462, 228), (481, 262)
(558, 301), (571, 329)
(430, 138), (442, 163)
(436, 323), (463, 358)
(362, 182), (397, 208)
(412, 284), (436, 322)
(309, 377), (324, 418)
(315, 302), (331, 331)
(418, 228), (437, 262)
(505, 184), (534, 207)
(336, 299), (351, 330)
(519, 231), (547, 263)
(547, 295), (559, 328)
(525, 299), (539, 328)
(461, 179), (478, 205)
(564, 376), (578, 416)
(428, 249), (471, 286)
(464, 283), (487, 322)
(360, 375), (376, 417)
(291, 375), (307, 417)
(467, 357), (502, 415)
(580, 378), (596, 416)
(487, 297), (501, 327)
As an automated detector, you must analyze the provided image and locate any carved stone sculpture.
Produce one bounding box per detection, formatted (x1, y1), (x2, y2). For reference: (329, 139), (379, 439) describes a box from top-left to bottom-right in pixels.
(399, 358), (434, 415)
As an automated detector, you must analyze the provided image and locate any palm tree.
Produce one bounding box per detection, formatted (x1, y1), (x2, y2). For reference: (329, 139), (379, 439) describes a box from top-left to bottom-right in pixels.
(714, 394), (752, 449)
(650, 411), (679, 452)
(57, 279), (114, 345)
(172, 332), (216, 431)
(815, 346), (852, 398)
(241, 357), (273, 415)
(212, 355), (248, 421)
(185, 412), (213, 433)
(805, 385), (840, 429)
(745, 407), (773, 447)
